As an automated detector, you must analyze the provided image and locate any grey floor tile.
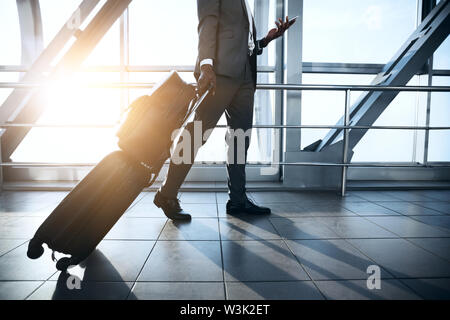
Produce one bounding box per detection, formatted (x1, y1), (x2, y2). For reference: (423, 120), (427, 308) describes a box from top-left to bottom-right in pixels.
(270, 217), (340, 240)
(417, 190), (450, 202)
(179, 192), (216, 204)
(265, 203), (305, 218)
(375, 201), (443, 216)
(28, 279), (133, 300)
(38, 191), (70, 204)
(343, 202), (400, 216)
(413, 201), (450, 215)
(135, 191), (150, 202)
(130, 282), (225, 300)
(249, 191), (307, 203)
(105, 218), (166, 240)
(0, 216), (45, 239)
(134, 192), (157, 204)
(217, 204), (228, 217)
(299, 203), (357, 217)
(407, 238), (450, 261)
(219, 216), (280, 240)
(138, 241), (223, 281)
(296, 192), (361, 203)
(317, 216), (397, 239)
(400, 278), (450, 300)
(0, 243), (56, 281)
(409, 215), (450, 232)
(125, 202), (166, 218)
(0, 191), (48, 204)
(226, 281), (324, 300)
(0, 202), (54, 217)
(0, 239), (27, 256)
(51, 241), (156, 282)
(351, 191), (400, 202)
(287, 239), (392, 281)
(323, 193), (366, 202)
(182, 204), (218, 218)
(216, 192), (229, 204)
(160, 219), (219, 240)
(315, 279), (421, 300)
(387, 191), (438, 202)
(222, 240), (309, 281)
(0, 281), (43, 300)
(366, 216), (450, 237)
(348, 238), (450, 278)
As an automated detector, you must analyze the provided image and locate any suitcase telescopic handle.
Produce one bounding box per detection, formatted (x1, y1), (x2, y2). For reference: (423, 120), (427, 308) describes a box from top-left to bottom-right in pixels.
(183, 85), (212, 123)
(192, 84), (212, 112)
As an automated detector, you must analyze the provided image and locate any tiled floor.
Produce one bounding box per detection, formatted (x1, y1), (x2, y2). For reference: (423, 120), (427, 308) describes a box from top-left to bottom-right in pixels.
(1, 189), (450, 300)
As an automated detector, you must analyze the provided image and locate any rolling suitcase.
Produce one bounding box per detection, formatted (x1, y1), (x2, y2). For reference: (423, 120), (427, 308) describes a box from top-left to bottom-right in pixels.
(27, 71), (209, 271)
(27, 151), (151, 270)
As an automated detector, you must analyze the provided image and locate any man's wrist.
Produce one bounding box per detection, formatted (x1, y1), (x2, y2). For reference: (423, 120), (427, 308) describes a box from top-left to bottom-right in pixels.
(261, 37), (270, 48)
(200, 64), (213, 73)
(200, 58), (213, 67)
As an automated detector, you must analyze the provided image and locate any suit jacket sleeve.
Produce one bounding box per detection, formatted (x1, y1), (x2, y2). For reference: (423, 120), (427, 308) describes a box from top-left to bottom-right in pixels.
(197, 0), (220, 62)
(255, 39), (265, 56)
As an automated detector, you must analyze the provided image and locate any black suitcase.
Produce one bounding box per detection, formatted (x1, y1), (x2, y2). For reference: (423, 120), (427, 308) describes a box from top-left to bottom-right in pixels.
(27, 151), (151, 270)
(27, 71), (209, 271)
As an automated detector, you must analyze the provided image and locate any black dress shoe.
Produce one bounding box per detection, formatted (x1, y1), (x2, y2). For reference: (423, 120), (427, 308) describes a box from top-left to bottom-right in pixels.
(226, 197), (271, 215)
(154, 191), (191, 221)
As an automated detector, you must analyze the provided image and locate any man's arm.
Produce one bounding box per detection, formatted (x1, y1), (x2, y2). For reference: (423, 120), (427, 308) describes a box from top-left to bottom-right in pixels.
(196, 0), (219, 95)
(254, 16), (296, 56)
(197, 0), (220, 66)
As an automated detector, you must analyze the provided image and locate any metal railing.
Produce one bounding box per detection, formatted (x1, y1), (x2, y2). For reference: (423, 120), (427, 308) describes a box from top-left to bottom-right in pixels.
(1, 81), (449, 196)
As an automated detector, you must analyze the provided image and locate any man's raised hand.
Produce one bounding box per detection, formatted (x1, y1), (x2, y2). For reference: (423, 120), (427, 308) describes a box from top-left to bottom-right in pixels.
(264, 16), (296, 46)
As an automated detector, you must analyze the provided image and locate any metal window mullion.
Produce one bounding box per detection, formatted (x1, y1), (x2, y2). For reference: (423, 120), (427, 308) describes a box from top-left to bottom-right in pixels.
(341, 90), (350, 197)
(423, 57), (434, 165)
(120, 8), (130, 117)
(276, 0), (285, 181)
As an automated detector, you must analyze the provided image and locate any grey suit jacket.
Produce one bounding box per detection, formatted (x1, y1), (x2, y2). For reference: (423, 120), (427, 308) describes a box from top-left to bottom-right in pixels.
(194, 0), (265, 84)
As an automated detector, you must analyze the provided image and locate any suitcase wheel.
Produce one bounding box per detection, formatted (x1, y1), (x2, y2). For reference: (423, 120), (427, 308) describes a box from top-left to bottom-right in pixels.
(56, 257), (72, 271)
(27, 239), (44, 260)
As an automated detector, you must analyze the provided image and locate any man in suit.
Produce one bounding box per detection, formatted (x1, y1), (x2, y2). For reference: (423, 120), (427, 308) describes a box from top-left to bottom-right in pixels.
(154, 0), (295, 220)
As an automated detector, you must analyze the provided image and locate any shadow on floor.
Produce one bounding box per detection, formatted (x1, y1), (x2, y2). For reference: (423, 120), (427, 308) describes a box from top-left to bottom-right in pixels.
(50, 250), (136, 300)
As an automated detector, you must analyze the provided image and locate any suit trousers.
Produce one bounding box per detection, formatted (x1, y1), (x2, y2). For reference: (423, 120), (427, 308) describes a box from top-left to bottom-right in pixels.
(160, 58), (255, 204)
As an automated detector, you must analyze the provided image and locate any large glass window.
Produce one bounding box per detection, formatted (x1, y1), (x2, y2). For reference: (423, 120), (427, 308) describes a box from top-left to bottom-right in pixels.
(433, 35), (450, 70)
(303, 0), (417, 63)
(129, 0), (198, 66)
(0, 0), (21, 65)
(301, 73), (374, 150)
(352, 76), (428, 162)
(428, 76), (450, 162)
(39, 0), (83, 48)
(11, 72), (121, 163)
(301, 74), (428, 162)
